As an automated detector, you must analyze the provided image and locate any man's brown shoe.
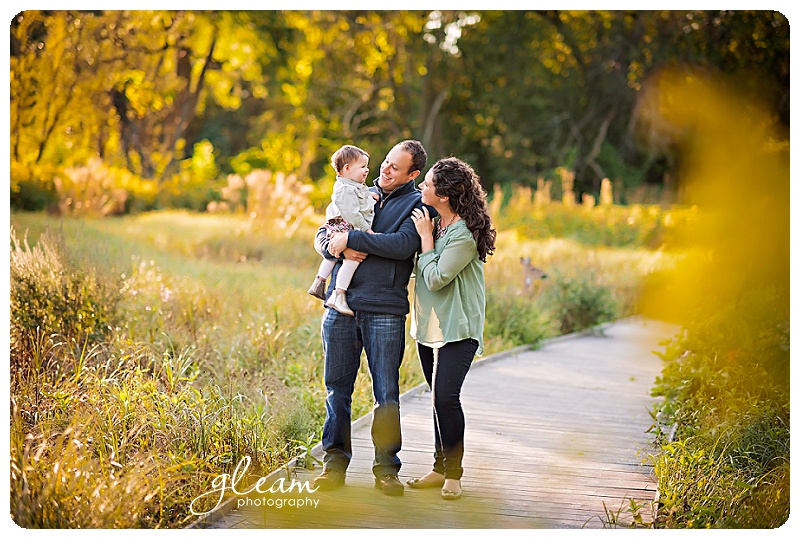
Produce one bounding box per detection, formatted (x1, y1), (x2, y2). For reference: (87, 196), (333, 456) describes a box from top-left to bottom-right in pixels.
(374, 474), (404, 496)
(312, 468), (345, 491)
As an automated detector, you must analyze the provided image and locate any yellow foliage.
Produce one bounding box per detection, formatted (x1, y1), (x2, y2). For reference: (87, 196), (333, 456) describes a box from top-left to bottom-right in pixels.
(639, 67), (789, 324)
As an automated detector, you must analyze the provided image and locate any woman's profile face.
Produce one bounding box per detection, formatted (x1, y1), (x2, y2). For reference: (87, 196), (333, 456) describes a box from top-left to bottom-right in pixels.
(418, 169), (439, 207)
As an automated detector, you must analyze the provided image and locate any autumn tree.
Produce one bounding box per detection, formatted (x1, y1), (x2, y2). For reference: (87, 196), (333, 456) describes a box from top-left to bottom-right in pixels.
(11, 10), (272, 183)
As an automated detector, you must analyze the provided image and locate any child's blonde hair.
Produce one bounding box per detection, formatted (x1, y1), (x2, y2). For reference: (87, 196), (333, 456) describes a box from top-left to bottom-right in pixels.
(331, 144), (369, 175)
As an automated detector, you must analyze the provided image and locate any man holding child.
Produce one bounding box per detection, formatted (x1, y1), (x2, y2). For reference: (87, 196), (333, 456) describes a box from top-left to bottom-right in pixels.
(312, 140), (428, 496)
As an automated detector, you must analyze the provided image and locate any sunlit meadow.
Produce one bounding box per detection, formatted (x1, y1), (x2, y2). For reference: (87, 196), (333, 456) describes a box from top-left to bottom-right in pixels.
(9, 189), (675, 527)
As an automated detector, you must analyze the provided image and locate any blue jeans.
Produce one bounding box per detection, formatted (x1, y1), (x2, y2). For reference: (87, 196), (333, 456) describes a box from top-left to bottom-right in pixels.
(320, 308), (405, 477)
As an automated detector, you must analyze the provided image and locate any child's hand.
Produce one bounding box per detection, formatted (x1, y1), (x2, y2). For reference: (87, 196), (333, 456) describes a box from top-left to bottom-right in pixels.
(366, 229), (375, 234)
(371, 193), (380, 201)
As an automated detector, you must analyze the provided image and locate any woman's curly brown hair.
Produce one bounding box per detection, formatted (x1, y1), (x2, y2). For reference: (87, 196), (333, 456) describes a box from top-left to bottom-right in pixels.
(430, 157), (497, 262)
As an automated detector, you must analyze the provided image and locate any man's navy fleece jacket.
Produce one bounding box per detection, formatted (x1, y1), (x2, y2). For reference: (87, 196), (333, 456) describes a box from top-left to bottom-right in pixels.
(314, 178), (433, 316)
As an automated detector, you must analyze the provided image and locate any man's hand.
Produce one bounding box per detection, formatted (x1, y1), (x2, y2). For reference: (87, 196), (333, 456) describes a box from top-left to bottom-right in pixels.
(328, 232), (349, 257)
(343, 248), (367, 262)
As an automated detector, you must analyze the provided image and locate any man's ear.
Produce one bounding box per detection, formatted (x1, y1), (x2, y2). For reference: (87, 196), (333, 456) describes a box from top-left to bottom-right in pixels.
(409, 170), (421, 182)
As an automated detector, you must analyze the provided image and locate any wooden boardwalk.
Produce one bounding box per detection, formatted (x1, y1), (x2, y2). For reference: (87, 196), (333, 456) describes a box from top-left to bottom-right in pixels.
(194, 317), (677, 529)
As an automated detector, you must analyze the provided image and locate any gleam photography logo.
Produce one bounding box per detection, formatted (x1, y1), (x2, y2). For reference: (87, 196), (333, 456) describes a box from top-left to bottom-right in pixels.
(189, 456), (320, 516)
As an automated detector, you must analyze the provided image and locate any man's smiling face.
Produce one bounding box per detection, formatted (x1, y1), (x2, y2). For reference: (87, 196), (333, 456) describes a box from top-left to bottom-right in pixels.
(378, 145), (418, 193)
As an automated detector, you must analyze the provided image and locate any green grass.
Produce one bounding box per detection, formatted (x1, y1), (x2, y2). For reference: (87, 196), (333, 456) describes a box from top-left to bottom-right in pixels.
(9, 209), (664, 528)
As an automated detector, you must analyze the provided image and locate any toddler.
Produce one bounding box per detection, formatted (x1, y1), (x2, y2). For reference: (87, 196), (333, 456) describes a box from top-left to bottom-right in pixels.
(308, 144), (377, 315)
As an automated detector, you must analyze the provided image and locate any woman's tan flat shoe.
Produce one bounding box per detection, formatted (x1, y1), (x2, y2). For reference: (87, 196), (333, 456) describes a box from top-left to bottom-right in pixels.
(441, 487), (462, 500)
(441, 479), (462, 500)
(406, 475), (445, 489)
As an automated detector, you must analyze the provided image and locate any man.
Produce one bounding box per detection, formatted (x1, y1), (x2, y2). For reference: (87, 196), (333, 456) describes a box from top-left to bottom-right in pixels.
(312, 140), (428, 496)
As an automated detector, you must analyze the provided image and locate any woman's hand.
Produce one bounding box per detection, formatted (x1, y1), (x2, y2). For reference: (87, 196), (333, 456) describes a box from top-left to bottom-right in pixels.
(412, 207), (435, 254)
(411, 207), (434, 237)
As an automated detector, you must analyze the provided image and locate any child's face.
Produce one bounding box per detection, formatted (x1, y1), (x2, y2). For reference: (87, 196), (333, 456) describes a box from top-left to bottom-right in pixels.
(341, 155), (370, 183)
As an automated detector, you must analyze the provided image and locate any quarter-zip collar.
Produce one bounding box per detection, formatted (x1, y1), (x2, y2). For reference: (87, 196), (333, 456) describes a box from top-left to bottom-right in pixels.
(374, 177), (417, 208)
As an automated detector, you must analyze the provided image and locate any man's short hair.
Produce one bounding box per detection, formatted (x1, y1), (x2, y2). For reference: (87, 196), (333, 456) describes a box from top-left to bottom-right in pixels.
(397, 140), (427, 175)
(331, 144), (369, 174)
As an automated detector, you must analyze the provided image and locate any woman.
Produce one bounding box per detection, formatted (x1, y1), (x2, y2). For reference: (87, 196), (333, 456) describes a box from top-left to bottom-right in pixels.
(407, 157), (496, 500)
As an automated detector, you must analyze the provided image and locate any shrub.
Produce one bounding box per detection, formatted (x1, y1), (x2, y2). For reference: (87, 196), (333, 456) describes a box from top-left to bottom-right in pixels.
(648, 289), (789, 528)
(484, 290), (559, 347)
(547, 271), (618, 334)
(11, 179), (59, 212)
(156, 140), (221, 212)
(244, 169), (316, 237)
(211, 169), (317, 238)
(10, 162), (61, 212)
(10, 228), (117, 371)
(155, 175), (219, 212)
(53, 158), (157, 216)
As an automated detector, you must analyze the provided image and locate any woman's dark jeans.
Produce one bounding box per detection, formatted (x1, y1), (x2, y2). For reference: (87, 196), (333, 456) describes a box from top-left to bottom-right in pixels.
(417, 338), (479, 480)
